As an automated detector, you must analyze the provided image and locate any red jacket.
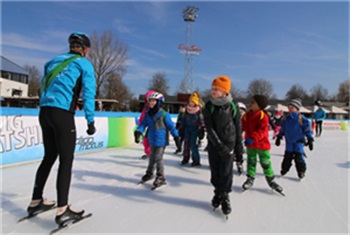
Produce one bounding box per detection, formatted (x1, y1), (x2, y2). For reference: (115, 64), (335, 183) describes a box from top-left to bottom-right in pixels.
(242, 110), (270, 150)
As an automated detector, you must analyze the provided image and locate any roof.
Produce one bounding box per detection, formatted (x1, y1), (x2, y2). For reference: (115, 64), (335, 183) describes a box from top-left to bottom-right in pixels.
(329, 106), (348, 114)
(0, 56), (29, 75)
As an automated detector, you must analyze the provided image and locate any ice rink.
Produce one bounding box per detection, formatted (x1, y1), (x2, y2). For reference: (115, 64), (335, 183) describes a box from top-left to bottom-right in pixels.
(1, 129), (349, 234)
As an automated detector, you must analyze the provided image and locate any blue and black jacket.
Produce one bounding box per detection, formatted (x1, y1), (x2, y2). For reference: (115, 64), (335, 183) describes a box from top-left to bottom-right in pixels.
(40, 52), (96, 124)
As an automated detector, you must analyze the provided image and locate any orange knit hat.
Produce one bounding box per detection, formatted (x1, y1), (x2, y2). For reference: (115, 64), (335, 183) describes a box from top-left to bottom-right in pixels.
(212, 76), (231, 94)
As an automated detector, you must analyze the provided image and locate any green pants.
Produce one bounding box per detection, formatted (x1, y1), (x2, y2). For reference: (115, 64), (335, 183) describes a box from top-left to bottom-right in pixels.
(246, 148), (274, 178)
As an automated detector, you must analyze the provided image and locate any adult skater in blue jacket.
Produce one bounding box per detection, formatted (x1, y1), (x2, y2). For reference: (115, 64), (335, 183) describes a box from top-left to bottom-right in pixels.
(313, 100), (327, 137)
(27, 32), (96, 226)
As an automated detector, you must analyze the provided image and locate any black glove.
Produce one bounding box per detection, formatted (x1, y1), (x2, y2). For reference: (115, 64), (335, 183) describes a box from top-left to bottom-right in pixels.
(236, 162), (243, 176)
(174, 136), (181, 150)
(86, 122), (96, 135)
(218, 145), (235, 160)
(134, 131), (142, 144)
(306, 137), (314, 151)
(275, 135), (282, 146)
(197, 129), (205, 140)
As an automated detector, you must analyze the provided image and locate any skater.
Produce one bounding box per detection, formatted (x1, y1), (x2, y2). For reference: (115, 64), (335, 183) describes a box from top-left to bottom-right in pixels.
(178, 91), (205, 166)
(312, 100), (327, 137)
(241, 95), (283, 194)
(137, 90), (156, 159)
(275, 98), (314, 179)
(174, 104), (186, 154)
(134, 92), (181, 188)
(203, 75), (244, 216)
(27, 32), (96, 226)
(272, 110), (283, 139)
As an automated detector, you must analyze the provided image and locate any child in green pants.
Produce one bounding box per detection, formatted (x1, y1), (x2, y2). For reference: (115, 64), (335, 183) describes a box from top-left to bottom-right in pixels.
(241, 95), (283, 194)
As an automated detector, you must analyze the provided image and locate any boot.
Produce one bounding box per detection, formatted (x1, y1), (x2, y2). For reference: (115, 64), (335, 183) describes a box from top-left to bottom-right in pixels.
(266, 176), (283, 193)
(141, 172), (153, 182)
(242, 175), (255, 190)
(211, 191), (222, 209)
(153, 174), (166, 187)
(27, 199), (55, 216)
(55, 206), (84, 226)
(221, 192), (231, 215)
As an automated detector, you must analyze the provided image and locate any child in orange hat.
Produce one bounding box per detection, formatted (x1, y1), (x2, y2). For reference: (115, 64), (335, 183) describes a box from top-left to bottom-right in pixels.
(203, 75), (243, 217)
(178, 91), (205, 166)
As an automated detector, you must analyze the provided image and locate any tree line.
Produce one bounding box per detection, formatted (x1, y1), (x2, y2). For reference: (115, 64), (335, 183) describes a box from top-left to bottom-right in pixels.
(24, 30), (349, 111)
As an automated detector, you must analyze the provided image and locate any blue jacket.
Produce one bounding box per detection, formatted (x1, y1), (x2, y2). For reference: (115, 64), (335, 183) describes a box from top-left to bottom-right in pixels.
(313, 108), (327, 121)
(40, 53), (96, 124)
(137, 108), (179, 147)
(279, 112), (313, 153)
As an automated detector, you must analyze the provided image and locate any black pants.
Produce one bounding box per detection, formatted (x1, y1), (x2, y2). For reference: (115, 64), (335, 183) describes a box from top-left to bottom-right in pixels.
(315, 120), (323, 136)
(207, 143), (234, 194)
(32, 107), (76, 207)
(281, 151), (306, 174)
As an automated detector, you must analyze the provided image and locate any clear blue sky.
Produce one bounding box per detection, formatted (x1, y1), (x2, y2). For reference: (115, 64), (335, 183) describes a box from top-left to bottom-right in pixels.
(1, 1), (348, 99)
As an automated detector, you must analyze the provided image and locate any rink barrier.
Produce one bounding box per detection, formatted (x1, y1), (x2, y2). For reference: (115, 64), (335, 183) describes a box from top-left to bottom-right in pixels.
(0, 107), (347, 168)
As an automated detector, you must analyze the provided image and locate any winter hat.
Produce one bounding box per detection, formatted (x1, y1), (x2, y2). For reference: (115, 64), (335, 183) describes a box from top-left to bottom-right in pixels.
(212, 76), (231, 94)
(189, 91), (200, 106)
(288, 98), (302, 110)
(253, 95), (268, 110)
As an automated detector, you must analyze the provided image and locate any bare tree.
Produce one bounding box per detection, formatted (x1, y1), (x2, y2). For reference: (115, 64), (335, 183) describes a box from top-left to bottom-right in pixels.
(336, 79), (350, 102)
(102, 72), (132, 110)
(230, 86), (246, 100)
(285, 84), (310, 101)
(246, 79), (276, 99)
(148, 72), (170, 96)
(23, 64), (41, 97)
(88, 30), (128, 98)
(310, 84), (329, 101)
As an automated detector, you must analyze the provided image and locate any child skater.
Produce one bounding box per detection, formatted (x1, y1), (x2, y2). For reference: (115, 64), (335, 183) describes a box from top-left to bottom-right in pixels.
(137, 90), (156, 159)
(275, 98), (314, 179)
(173, 105), (186, 154)
(203, 76), (243, 217)
(241, 95), (283, 195)
(179, 91), (205, 166)
(134, 92), (181, 188)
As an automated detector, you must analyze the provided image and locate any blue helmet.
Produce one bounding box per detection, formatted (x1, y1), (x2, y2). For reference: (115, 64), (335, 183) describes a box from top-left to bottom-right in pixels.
(68, 32), (91, 48)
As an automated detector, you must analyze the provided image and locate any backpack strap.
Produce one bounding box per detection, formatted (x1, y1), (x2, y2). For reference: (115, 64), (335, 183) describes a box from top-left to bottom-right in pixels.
(41, 54), (81, 93)
(210, 101), (237, 119)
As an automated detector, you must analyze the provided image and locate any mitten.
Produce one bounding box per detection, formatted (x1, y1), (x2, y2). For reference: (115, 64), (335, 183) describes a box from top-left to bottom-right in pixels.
(275, 136), (282, 146)
(244, 138), (254, 146)
(306, 137), (314, 151)
(134, 131), (142, 144)
(236, 162), (243, 176)
(174, 136), (181, 150)
(197, 128), (205, 140)
(86, 122), (96, 135)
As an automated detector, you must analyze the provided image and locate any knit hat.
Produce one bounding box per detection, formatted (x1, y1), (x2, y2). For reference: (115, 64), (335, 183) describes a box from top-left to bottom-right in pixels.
(288, 98), (302, 110)
(253, 95), (268, 110)
(189, 91), (200, 106)
(212, 76), (231, 94)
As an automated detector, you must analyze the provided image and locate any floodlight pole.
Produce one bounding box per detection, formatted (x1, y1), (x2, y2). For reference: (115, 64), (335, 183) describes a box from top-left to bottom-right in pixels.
(179, 5), (200, 93)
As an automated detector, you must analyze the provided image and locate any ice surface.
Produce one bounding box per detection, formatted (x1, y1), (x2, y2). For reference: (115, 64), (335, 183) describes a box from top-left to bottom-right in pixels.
(1, 130), (349, 234)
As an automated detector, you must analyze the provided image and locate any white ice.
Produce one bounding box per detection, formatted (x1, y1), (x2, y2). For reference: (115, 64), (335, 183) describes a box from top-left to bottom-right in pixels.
(1, 130), (349, 234)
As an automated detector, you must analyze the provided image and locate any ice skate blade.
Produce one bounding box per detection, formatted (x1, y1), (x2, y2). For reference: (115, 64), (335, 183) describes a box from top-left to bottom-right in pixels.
(50, 213), (92, 234)
(18, 205), (57, 222)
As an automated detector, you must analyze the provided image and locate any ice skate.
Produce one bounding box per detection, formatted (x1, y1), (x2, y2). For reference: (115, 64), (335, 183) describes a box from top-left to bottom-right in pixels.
(191, 161), (201, 167)
(19, 199), (56, 222)
(138, 173), (153, 184)
(151, 174), (166, 190)
(211, 192), (222, 209)
(242, 175), (255, 191)
(221, 192), (231, 218)
(55, 206), (85, 226)
(140, 155), (148, 160)
(266, 176), (285, 196)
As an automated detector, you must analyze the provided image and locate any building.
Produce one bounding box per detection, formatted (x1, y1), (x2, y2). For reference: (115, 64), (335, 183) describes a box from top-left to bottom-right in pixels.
(1, 55), (29, 100)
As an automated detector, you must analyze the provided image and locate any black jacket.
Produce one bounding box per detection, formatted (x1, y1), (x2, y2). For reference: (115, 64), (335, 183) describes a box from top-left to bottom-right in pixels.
(203, 100), (243, 161)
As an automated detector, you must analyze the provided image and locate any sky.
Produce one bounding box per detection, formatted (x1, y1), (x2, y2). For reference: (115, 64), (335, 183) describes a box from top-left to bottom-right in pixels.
(2, 129), (349, 233)
(1, 1), (349, 99)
